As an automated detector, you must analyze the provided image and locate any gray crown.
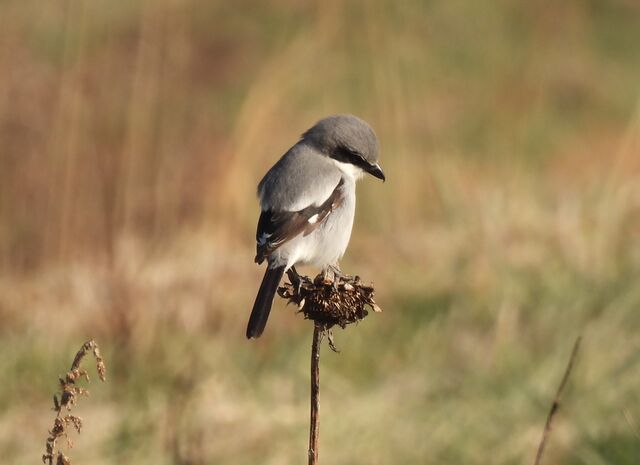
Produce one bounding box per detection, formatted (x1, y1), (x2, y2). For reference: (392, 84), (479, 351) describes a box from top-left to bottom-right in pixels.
(302, 114), (380, 165)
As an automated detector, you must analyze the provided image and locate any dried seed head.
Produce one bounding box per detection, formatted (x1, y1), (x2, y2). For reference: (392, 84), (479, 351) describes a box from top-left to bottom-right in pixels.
(278, 272), (381, 330)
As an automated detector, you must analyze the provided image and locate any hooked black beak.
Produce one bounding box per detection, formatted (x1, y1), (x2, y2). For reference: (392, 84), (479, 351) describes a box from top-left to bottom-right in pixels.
(366, 163), (386, 182)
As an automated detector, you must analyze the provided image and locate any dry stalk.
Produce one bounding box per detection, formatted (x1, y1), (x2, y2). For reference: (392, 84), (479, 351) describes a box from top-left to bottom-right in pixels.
(533, 336), (581, 465)
(278, 272), (381, 465)
(42, 340), (107, 465)
(308, 323), (322, 465)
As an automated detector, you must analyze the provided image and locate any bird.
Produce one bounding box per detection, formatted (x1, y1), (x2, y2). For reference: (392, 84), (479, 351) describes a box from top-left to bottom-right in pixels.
(246, 114), (385, 339)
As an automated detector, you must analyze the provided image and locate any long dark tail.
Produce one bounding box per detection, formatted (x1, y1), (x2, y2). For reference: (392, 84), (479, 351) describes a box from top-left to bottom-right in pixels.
(246, 265), (285, 339)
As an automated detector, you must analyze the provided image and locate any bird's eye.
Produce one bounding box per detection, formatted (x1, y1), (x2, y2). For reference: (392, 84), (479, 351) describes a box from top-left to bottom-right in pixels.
(334, 145), (367, 167)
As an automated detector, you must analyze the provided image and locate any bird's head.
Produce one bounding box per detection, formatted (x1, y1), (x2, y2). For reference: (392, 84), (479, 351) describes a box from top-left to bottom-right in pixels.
(302, 114), (385, 182)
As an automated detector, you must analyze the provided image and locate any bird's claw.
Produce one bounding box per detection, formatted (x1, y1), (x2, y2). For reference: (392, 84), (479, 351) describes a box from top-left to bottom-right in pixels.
(322, 265), (343, 291)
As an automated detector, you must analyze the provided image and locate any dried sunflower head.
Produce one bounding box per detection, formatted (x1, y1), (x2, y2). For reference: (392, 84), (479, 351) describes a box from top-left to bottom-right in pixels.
(278, 273), (381, 330)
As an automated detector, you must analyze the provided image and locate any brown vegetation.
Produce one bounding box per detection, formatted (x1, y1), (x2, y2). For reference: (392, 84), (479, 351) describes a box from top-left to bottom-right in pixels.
(42, 340), (106, 465)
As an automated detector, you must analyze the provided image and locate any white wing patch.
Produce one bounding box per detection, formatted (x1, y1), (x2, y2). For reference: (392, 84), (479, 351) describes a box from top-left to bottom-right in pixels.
(307, 213), (319, 224)
(257, 232), (271, 246)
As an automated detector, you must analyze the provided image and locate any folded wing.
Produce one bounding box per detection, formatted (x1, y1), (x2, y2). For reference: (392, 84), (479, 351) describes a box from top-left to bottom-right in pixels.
(255, 178), (345, 264)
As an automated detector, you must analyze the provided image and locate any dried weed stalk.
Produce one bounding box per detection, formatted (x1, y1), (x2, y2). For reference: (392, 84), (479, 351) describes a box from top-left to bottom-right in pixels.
(278, 272), (380, 465)
(42, 340), (107, 465)
(533, 336), (581, 465)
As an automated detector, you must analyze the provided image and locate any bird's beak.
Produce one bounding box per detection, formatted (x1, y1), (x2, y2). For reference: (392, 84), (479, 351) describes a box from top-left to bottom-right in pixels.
(367, 163), (386, 182)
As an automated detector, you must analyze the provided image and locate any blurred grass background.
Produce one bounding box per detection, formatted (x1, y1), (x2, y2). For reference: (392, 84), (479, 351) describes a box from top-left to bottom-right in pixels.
(1, 0), (640, 464)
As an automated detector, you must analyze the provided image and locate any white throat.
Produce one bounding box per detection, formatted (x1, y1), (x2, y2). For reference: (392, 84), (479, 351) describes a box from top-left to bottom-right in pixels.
(331, 159), (365, 181)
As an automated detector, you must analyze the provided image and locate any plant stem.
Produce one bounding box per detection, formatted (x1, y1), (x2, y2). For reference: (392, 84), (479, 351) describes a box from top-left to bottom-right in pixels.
(309, 323), (322, 465)
(534, 336), (581, 465)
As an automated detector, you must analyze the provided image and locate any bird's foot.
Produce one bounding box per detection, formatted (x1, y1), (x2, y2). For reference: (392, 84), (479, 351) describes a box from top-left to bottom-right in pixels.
(322, 265), (344, 291)
(328, 264), (347, 279)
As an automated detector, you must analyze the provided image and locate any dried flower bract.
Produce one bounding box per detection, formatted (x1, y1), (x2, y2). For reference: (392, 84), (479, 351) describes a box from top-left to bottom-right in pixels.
(278, 273), (381, 330)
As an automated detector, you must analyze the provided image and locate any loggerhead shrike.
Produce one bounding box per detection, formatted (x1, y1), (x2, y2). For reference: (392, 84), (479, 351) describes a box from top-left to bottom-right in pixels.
(246, 114), (385, 339)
